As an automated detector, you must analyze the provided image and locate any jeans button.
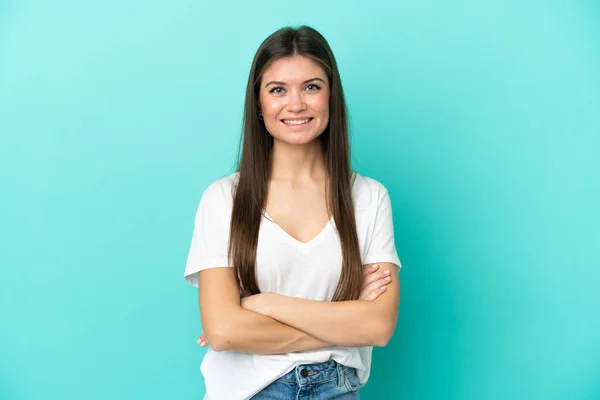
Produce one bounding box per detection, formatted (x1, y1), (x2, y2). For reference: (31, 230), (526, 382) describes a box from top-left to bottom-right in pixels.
(300, 369), (308, 378)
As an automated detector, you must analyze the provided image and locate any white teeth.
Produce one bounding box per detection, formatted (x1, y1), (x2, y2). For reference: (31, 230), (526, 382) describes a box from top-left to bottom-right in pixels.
(283, 118), (311, 125)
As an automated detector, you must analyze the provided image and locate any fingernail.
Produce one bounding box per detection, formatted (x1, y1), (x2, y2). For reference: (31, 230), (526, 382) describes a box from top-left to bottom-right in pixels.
(385, 277), (391, 281)
(372, 264), (378, 269)
(381, 286), (386, 290)
(383, 270), (390, 275)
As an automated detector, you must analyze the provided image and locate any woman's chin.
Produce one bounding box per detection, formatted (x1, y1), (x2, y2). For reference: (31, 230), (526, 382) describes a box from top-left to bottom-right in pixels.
(272, 131), (323, 146)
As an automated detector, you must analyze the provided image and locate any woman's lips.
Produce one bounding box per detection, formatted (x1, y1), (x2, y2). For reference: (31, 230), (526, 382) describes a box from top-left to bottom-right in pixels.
(281, 118), (314, 129)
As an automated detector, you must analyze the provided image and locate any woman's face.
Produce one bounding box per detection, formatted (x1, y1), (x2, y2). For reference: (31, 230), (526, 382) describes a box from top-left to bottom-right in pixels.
(258, 55), (330, 146)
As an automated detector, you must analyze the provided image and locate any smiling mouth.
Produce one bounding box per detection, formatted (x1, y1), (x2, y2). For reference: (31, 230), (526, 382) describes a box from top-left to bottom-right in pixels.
(281, 118), (314, 126)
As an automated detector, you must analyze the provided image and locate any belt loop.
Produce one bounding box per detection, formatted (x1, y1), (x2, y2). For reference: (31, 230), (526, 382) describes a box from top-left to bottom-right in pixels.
(336, 361), (345, 387)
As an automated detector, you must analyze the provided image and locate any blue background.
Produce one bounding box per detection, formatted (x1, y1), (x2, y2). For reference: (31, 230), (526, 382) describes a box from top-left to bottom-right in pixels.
(1, 1), (599, 399)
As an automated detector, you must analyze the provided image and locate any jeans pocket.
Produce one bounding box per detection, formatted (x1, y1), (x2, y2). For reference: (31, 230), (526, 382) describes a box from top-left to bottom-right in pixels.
(342, 366), (360, 392)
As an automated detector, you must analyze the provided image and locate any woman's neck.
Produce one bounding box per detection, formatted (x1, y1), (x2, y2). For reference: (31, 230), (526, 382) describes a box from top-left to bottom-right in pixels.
(270, 139), (328, 183)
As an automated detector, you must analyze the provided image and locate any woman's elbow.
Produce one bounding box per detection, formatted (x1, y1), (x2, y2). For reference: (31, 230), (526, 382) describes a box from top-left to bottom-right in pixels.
(204, 321), (236, 352)
(211, 338), (232, 352)
(371, 321), (396, 347)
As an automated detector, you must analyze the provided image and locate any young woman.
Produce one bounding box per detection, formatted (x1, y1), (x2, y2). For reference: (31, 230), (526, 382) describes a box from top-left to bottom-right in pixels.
(184, 25), (402, 400)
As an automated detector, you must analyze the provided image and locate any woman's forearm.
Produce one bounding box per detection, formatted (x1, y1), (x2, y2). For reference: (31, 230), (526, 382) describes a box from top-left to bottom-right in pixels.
(203, 264), (397, 352)
(253, 294), (396, 347)
(209, 307), (331, 354)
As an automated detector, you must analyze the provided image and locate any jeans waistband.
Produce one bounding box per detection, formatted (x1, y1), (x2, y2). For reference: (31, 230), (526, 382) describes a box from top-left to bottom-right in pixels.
(276, 360), (348, 388)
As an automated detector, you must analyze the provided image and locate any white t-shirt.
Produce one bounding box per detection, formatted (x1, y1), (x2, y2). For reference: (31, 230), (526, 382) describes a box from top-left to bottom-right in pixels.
(184, 171), (402, 400)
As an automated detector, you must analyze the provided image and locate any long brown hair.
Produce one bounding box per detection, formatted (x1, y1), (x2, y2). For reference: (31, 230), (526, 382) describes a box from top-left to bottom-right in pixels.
(228, 25), (362, 301)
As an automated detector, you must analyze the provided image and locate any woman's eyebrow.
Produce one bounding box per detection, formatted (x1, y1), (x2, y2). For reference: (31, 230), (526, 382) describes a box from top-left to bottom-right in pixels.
(264, 77), (326, 88)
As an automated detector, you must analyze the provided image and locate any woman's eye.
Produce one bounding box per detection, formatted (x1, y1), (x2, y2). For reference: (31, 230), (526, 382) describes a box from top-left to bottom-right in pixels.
(269, 84), (320, 94)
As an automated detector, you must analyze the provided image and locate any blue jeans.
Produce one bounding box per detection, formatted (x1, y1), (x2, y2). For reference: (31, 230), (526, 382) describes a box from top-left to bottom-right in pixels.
(251, 360), (360, 399)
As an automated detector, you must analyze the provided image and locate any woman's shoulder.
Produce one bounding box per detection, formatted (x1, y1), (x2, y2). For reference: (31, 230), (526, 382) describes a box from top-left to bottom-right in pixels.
(200, 171), (239, 205)
(351, 171), (390, 210)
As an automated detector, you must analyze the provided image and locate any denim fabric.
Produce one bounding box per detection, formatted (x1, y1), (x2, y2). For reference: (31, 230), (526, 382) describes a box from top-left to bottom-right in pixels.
(251, 360), (360, 399)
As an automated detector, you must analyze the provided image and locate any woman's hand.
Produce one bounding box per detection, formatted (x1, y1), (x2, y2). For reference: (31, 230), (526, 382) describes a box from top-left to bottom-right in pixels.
(197, 332), (208, 347)
(359, 263), (392, 300)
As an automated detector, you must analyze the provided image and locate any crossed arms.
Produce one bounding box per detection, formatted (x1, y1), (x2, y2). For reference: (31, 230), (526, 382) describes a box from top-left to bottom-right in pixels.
(196, 262), (400, 354)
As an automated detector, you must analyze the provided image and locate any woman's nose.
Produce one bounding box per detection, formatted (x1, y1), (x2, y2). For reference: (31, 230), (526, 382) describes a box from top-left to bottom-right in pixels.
(286, 90), (306, 112)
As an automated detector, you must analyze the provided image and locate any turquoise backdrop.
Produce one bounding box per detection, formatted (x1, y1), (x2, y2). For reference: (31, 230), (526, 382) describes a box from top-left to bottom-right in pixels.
(1, 1), (598, 399)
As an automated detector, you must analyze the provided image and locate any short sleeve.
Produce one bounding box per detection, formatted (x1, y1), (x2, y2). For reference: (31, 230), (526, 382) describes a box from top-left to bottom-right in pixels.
(183, 180), (233, 287)
(363, 186), (402, 272)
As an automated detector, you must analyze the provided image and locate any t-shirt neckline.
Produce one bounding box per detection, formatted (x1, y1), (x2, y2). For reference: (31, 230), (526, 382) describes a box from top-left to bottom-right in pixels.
(262, 211), (335, 251)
